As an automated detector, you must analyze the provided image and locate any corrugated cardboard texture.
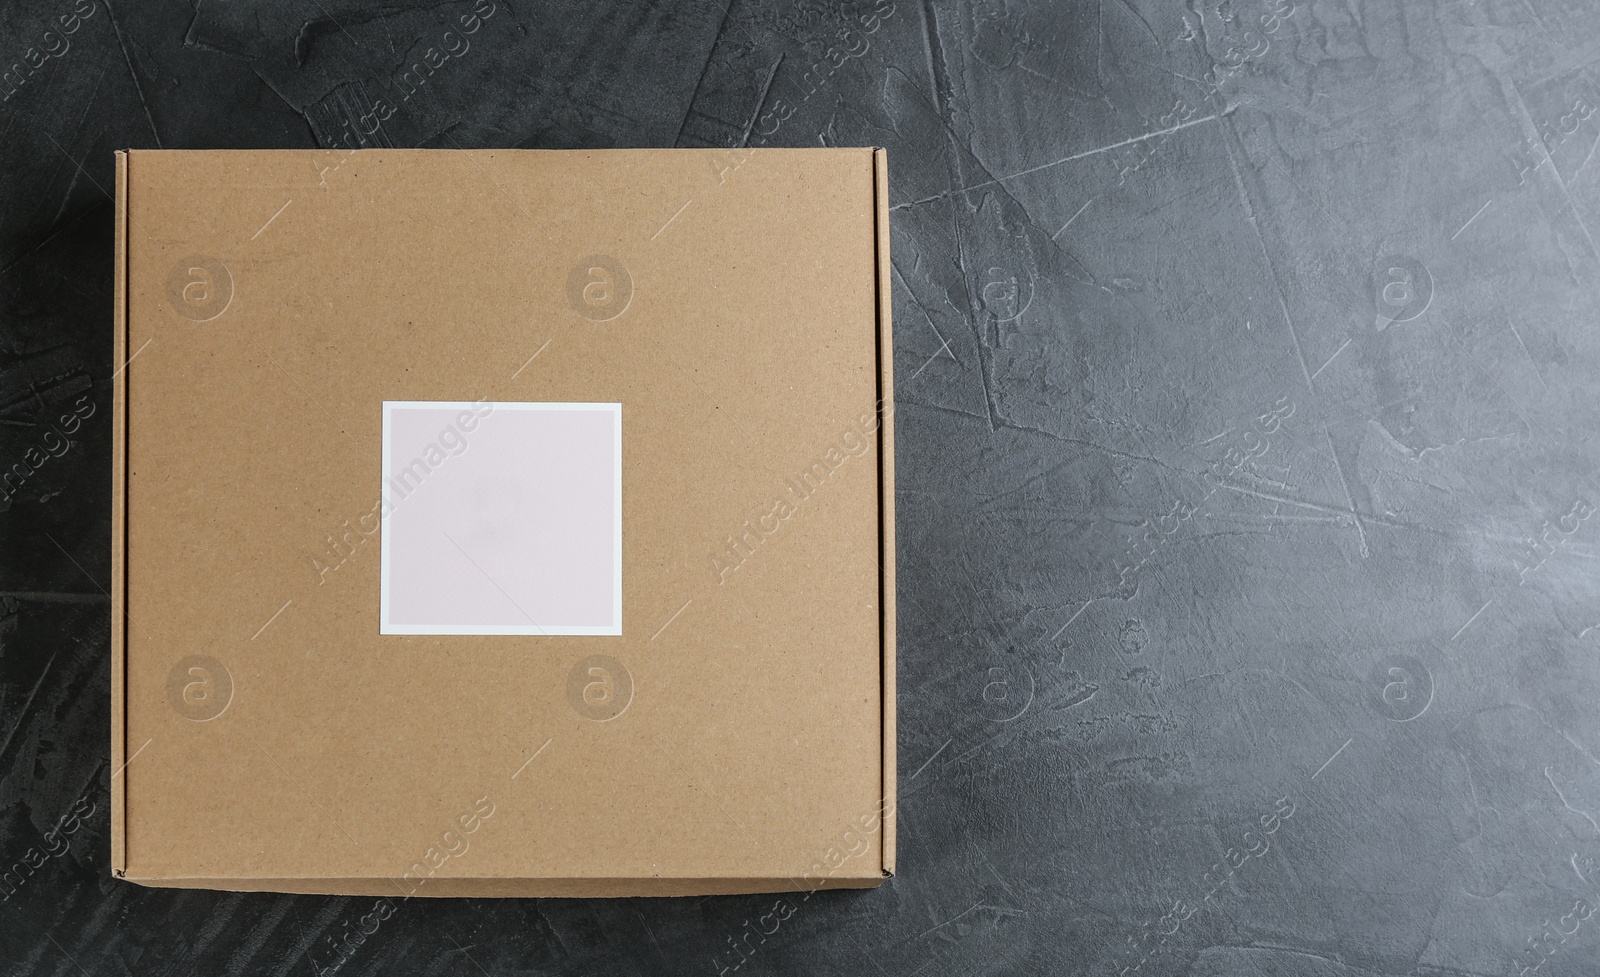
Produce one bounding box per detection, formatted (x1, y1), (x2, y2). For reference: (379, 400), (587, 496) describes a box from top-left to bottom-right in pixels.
(113, 148), (894, 897)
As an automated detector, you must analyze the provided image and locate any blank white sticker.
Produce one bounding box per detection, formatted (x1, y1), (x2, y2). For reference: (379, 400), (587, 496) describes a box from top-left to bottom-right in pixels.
(380, 401), (621, 635)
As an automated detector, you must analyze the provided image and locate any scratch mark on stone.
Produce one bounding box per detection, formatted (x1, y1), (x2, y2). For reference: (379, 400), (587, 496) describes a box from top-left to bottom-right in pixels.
(909, 737), (952, 780)
(740, 56), (784, 147)
(902, 399), (991, 425)
(1222, 134), (1315, 391)
(1309, 338), (1351, 381)
(891, 115), (1221, 211)
(41, 133), (114, 209)
(1190, 429), (1233, 447)
(1051, 684), (1100, 712)
(1451, 599), (1493, 641)
(103, 0), (162, 147)
(910, 338), (954, 379)
(45, 935), (92, 977)
(892, 260), (955, 363)
(304, 0), (365, 56)
(1312, 736), (1352, 779)
(1507, 319), (1550, 392)
(1108, 0), (1162, 46)
(1050, 599), (1095, 640)
(919, 0), (953, 123)
(1512, 0), (1561, 48)
(1324, 428), (1370, 557)
(0, 650), (57, 768)
(912, 902), (983, 941)
(1546, 766), (1600, 833)
(1052, 198), (1094, 239)
(1509, 79), (1600, 263)
(1451, 198), (1493, 241)
(45, 531), (156, 641)
(673, 0), (732, 147)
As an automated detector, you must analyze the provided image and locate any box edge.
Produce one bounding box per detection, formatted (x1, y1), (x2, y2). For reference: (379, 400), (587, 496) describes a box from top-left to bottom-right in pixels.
(872, 147), (897, 879)
(114, 873), (887, 898)
(111, 149), (129, 880)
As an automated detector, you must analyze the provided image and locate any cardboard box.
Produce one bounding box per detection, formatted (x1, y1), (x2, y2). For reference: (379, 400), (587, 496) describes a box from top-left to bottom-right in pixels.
(111, 148), (895, 897)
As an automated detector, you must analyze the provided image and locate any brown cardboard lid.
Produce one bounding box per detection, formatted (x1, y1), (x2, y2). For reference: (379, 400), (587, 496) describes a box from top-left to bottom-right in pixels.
(112, 148), (893, 896)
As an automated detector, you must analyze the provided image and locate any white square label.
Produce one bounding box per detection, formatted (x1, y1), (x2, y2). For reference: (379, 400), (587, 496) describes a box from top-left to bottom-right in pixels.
(379, 401), (622, 635)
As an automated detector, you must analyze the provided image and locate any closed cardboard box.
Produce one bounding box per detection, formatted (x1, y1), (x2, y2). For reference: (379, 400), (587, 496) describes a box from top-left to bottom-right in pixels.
(111, 148), (895, 897)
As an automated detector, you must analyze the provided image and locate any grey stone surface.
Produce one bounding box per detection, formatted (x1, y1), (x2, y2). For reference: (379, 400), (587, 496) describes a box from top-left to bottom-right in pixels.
(4, 0), (1600, 974)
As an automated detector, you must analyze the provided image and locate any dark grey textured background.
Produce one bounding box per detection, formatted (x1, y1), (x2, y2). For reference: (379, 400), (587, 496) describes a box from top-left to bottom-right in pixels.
(4, 0), (1600, 974)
